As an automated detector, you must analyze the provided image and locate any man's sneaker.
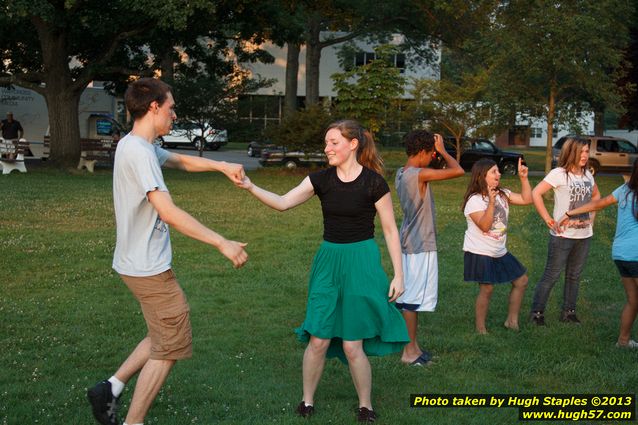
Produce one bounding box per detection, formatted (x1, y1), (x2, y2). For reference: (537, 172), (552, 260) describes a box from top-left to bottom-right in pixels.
(559, 309), (581, 324)
(87, 380), (120, 425)
(530, 311), (545, 326)
(357, 407), (377, 423)
(295, 401), (315, 418)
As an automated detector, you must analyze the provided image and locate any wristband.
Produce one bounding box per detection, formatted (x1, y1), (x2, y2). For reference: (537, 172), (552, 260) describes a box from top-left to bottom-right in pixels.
(565, 211), (572, 218)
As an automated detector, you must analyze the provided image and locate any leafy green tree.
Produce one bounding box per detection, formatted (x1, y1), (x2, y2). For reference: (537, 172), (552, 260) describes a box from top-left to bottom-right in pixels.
(170, 51), (274, 155)
(477, 0), (633, 172)
(412, 71), (502, 161)
(332, 45), (406, 134)
(272, 0), (489, 108)
(0, 0), (198, 165)
(265, 105), (333, 152)
(0, 0), (276, 166)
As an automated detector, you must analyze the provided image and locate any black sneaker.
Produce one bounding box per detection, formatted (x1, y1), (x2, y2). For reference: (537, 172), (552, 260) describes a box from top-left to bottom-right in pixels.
(296, 401), (315, 418)
(357, 407), (377, 423)
(560, 309), (581, 324)
(87, 380), (120, 425)
(530, 311), (545, 326)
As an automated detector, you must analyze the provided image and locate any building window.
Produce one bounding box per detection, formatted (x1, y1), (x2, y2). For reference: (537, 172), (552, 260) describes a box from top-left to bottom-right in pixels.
(394, 54), (406, 73)
(354, 52), (406, 73)
(530, 127), (542, 138)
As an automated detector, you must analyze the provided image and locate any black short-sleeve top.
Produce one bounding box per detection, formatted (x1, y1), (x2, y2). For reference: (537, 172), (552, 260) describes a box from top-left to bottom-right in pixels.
(309, 166), (390, 243)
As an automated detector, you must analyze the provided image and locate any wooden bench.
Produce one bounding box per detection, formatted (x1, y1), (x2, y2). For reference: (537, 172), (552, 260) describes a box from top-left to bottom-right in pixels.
(77, 138), (117, 172)
(0, 138), (29, 174)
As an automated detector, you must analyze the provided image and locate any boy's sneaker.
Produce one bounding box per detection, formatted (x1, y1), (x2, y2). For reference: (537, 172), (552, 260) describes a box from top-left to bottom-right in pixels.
(295, 401), (315, 418)
(530, 311), (545, 326)
(87, 380), (120, 425)
(559, 309), (581, 324)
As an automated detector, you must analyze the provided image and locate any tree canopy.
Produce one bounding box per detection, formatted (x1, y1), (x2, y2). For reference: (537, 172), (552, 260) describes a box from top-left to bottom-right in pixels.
(474, 0), (632, 171)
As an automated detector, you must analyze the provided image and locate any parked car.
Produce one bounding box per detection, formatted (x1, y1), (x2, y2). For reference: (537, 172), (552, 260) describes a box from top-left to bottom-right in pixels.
(433, 137), (525, 175)
(158, 121), (228, 150)
(247, 140), (276, 157)
(259, 146), (328, 169)
(552, 135), (638, 176)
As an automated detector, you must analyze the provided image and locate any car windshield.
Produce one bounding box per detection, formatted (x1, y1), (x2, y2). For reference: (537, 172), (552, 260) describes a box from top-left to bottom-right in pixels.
(617, 140), (638, 153)
(473, 141), (495, 152)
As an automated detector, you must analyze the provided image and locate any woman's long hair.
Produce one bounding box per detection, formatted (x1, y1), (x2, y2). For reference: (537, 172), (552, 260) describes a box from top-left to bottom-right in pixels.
(625, 158), (638, 220)
(557, 137), (590, 173)
(461, 158), (508, 210)
(325, 120), (384, 175)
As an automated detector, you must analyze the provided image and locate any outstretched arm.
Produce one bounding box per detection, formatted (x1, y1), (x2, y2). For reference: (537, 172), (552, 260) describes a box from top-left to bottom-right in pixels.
(375, 193), (404, 303)
(508, 158), (532, 205)
(237, 175), (315, 211)
(163, 152), (245, 184)
(557, 193), (617, 230)
(147, 189), (248, 268)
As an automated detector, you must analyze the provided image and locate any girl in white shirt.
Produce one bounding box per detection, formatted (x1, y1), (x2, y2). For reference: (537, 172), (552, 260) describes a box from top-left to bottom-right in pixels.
(462, 158), (532, 334)
(530, 137), (600, 326)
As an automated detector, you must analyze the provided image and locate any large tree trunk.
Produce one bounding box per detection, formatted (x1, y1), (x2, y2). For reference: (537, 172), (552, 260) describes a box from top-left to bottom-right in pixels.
(545, 83), (556, 174)
(160, 49), (175, 82)
(284, 42), (300, 117)
(594, 108), (605, 136)
(38, 24), (83, 167)
(45, 90), (82, 167)
(305, 16), (322, 107)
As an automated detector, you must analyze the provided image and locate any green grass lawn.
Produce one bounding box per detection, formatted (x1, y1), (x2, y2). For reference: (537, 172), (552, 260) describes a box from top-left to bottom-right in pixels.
(0, 165), (635, 424)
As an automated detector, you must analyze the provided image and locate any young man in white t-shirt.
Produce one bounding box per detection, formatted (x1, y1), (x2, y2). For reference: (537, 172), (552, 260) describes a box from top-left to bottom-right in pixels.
(87, 78), (248, 425)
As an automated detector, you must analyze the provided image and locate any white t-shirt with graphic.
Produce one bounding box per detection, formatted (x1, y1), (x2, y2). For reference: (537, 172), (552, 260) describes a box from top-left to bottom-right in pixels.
(463, 190), (511, 258)
(544, 167), (594, 239)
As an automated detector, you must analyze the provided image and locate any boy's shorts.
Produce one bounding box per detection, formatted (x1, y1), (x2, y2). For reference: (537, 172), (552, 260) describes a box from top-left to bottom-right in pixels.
(120, 269), (193, 360)
(396, 251), (438, 312)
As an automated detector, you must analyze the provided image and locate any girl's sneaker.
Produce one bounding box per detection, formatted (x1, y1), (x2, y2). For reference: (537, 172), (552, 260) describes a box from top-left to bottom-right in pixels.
(616, 340), (638, 348)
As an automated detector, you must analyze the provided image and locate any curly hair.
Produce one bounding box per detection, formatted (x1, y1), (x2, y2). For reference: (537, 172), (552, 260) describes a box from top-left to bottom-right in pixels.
(403, 130), (435, 157)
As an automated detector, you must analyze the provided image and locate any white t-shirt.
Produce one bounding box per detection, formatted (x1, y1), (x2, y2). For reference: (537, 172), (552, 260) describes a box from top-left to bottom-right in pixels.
(463, 190), (511, 258)
(112, 134), (172, 276)
(544, 167), (594, 239)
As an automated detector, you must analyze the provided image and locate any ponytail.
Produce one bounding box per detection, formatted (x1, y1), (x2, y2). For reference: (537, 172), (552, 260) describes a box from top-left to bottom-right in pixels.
(325, 120), (384, 175)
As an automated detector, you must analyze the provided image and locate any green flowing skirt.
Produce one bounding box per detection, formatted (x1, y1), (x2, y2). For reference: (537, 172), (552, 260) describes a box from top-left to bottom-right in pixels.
(295, 239), (409, 363)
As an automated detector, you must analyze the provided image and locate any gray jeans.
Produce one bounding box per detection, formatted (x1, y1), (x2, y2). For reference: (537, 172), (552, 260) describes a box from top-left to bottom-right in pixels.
(531, 235), (591, 312)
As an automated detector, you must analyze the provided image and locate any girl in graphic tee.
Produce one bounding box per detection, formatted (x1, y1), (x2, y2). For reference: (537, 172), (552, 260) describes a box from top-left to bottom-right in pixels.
(557, 158), (638, 347)
(237, 120), (408, 422)
(530, 137), (601, 326)
(462, 158), (532, 334)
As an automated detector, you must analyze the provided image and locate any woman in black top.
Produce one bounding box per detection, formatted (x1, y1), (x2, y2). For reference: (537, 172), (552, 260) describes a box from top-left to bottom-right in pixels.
(238, 120), (408, 422)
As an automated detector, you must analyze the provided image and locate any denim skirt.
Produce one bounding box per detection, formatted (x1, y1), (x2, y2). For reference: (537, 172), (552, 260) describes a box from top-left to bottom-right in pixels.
(464, 251), (526, 284)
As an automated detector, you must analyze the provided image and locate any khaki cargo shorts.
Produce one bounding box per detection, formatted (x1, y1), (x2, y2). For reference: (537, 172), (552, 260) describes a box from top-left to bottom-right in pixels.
(120, 269), (193, 360)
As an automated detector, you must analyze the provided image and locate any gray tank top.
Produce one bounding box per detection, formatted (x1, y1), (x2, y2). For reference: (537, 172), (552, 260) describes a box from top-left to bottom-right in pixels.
(395, 167), (437, 254)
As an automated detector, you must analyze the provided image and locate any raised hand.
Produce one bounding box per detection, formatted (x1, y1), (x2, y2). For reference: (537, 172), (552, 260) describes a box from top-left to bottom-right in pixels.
(518, 157), (528, 179)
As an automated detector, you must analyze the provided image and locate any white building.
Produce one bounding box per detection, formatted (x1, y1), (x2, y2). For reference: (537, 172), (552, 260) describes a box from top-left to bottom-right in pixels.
(238, 33), (440, 129)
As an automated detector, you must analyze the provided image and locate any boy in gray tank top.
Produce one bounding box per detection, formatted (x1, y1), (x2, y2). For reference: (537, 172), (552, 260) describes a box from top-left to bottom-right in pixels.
(394, 131), (464, 365)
